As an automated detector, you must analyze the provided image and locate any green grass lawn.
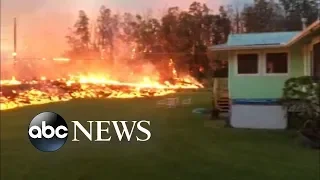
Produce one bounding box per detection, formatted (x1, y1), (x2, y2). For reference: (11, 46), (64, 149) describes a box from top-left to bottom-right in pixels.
(1, 92), (319, 180)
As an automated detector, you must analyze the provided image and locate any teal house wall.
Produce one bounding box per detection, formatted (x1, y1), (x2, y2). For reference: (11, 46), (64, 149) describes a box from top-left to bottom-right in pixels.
(228, 46), (305, 99)
(209, 20), (320, 129)
(209, 21), (320, 101)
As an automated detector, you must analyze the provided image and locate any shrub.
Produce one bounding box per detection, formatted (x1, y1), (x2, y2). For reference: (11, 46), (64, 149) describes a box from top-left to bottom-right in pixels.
(281, 76), (319, 148)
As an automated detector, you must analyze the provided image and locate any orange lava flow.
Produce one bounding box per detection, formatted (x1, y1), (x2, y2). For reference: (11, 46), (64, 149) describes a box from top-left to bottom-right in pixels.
(0, 74), (203, 111)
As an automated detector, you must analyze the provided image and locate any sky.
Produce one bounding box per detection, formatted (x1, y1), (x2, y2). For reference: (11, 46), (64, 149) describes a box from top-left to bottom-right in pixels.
(0, 0), (251, 58)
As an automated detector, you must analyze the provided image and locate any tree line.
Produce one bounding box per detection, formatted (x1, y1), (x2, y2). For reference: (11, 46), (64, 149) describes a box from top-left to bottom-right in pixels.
(65, 0), (320, 79)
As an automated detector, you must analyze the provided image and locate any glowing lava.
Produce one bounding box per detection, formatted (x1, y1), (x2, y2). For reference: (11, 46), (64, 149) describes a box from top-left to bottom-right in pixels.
(0, 57), (204, 111)
(0, 74), (203, 111)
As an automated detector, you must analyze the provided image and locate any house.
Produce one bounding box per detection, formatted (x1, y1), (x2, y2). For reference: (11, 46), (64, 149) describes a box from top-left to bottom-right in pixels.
(209, 20), (320, 129)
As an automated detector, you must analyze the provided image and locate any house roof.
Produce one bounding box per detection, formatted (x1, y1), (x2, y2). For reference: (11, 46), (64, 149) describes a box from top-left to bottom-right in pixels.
(227, 31), (300, 46)
(210, 20), (320, 51)
(287, 20), (320, 46)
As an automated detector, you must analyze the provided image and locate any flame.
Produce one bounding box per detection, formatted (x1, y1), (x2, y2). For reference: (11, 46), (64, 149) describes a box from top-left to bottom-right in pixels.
(0, 76), (203, 111)
(53, 57), (70, 62)
(0, 59), (203, 111)
(169, 59), (178, 78)
(199, 66), (204, 72)
(0, 76), (21, 86)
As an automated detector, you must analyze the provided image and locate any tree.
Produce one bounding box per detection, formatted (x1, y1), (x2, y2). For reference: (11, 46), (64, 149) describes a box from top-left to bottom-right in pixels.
(66, 10), (91, 58)
(213, 6), (232, 44)
(241, 0), (285, 32)
(65, 1), (234, 81)
(96, 6), (119, 63)
(76, 10), (91, 48)
(161, 7), (181, 53)
(135, 16), (161, 54)
(158, 2), (232, 79)
(280, 0), (319, 31)
(119, 13), (137, 44)
(225, 2), (244, 34)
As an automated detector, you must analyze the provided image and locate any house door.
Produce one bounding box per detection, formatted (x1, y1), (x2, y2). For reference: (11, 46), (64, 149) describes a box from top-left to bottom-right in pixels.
(313, 43), (320, 80)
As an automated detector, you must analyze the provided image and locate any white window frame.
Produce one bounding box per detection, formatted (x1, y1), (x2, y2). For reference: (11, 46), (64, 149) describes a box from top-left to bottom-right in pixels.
(228, 51), (232, 98)
(235, 51), (262, 76)
(262, 49), (290, 76)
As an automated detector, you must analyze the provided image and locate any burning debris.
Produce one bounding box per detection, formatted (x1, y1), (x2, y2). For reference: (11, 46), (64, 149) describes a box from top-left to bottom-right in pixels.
(0, 57), (204, 111)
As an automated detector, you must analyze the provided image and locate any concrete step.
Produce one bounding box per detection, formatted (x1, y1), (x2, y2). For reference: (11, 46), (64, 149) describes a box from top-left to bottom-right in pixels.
(217, 99), (229, 102)
(217, 97), (230, 112)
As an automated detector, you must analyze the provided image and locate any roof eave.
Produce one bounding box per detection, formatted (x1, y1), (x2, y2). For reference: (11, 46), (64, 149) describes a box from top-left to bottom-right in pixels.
(287, 20), (320, 46)
(210, 20), (320, 51)
(209, 44), (286, 51)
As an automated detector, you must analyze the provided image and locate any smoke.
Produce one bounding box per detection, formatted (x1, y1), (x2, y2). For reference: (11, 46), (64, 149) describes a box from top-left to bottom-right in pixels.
(1, 0), (229, 58)
(0, 39), (167, 83)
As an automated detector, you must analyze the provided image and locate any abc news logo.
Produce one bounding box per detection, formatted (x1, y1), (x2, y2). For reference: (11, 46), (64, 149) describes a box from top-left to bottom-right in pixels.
(28, 112), (151, 152)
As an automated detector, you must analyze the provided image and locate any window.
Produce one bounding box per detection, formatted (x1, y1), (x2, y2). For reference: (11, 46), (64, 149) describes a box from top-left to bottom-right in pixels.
(237, 54), (258, 74)
(266, 53), (288, 74)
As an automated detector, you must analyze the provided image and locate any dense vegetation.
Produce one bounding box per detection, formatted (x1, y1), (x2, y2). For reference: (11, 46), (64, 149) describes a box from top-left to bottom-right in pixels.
(65, 0), (320, 79)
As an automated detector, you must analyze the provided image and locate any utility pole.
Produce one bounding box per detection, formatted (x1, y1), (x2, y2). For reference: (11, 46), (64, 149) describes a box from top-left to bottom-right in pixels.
(13, 17), (17, 65)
